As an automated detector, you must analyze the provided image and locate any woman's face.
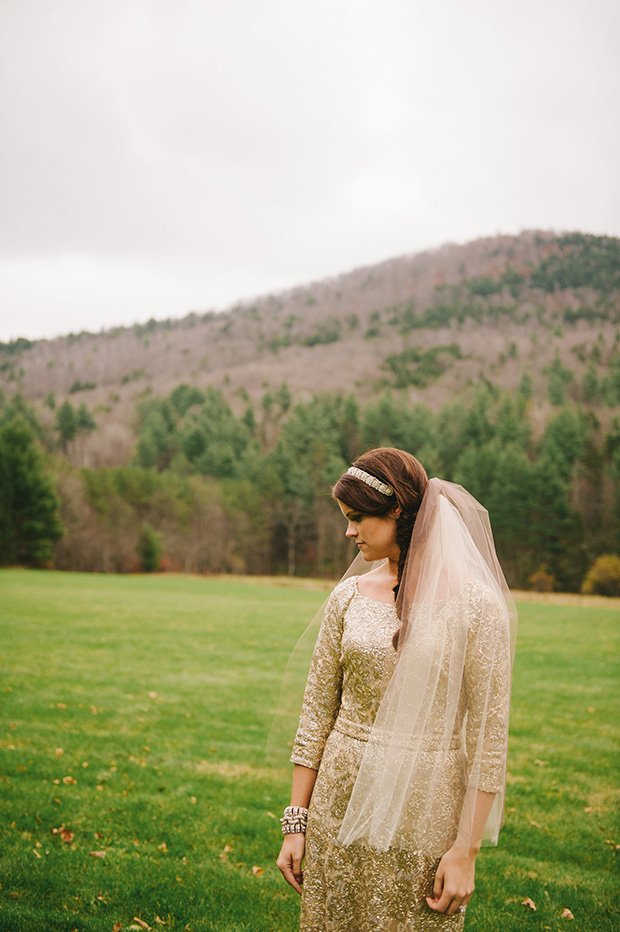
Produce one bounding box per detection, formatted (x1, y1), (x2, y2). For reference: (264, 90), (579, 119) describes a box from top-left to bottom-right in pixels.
(337, 500), (401, 564)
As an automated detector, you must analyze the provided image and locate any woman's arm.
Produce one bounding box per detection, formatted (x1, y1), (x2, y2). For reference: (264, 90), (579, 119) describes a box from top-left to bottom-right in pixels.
(429, 591), (512, 916)
(276, 583), (352, 894)
(276, 764), (318, 895)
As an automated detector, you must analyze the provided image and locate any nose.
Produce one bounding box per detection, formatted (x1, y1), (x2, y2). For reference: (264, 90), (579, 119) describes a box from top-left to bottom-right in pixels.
(345, 522), (357, 538)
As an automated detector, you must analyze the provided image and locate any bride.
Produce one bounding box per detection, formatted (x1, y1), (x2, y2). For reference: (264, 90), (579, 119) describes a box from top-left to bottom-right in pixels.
(276, 447), (516, 931)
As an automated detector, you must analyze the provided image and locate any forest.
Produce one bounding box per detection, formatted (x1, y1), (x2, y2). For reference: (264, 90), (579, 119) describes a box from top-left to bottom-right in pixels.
(1, 231), (620, 593)
(1, 379), (620, 593)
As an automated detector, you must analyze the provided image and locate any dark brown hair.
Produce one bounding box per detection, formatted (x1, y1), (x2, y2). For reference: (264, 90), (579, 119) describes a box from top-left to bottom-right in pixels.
(332, 447), (428, 599)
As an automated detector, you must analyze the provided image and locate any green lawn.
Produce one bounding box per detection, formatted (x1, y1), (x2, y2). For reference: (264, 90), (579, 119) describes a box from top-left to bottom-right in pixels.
(0, 570), (619, 932)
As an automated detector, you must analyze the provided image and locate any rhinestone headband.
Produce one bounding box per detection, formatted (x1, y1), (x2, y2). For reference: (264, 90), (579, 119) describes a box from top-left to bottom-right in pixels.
(346, 466), (394, 496)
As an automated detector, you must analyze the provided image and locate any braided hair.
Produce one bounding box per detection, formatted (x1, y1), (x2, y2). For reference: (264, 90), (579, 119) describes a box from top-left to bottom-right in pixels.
(332, 448), (429, 604)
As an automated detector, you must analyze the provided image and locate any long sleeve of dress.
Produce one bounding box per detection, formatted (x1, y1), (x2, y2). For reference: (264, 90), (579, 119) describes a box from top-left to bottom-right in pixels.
(463, 586), (512, 794)
(290, 582), (352, 770)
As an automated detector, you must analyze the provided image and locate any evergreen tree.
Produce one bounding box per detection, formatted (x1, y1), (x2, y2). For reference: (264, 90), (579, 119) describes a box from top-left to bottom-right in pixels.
(54, 400), (77, 451)
(494, 394), (531, 448)
(538, 407), (590, 482)
(137, 523), (162, 572)
(275, 382), (292, 412)
(76, 403), (96, 433)
(517, 371), (533, 401)
(582, 364), (599, 403)
(0, 417), (63, 565)
(545, 355), (574, 405)
(1, 392), (43, 438)
(361, 394), (437, 468)
(169, 383), (205, 416)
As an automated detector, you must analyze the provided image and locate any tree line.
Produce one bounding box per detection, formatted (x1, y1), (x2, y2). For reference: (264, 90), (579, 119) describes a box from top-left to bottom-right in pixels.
(1, 383), (619, 593)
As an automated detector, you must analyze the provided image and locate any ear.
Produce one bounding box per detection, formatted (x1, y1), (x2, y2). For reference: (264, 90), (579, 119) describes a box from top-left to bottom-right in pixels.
(392, 504), (402, 518)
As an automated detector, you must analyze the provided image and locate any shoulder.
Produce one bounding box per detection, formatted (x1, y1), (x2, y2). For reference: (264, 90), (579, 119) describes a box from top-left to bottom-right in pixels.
(325, 575), (359, 614)
(329, 574), (359, 602)
(459, 580), (510, 637)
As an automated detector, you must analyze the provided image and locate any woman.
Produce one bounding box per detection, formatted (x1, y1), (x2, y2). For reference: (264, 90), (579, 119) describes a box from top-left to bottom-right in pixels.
(276, 448), (516, 931)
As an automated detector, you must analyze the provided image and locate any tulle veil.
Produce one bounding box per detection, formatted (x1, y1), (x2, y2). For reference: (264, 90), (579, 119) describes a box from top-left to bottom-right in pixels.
(269, 477), (517, 857)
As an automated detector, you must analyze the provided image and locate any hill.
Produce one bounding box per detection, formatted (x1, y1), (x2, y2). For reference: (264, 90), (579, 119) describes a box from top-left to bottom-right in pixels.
(2, 230), (619, 467)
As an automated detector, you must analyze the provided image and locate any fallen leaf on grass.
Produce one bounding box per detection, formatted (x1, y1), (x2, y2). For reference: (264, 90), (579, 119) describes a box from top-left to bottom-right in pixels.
(131, 920), (151, 930)
(63, 776), (77, 785)
(190, 796), (197, 804)
(51, 826), (75, 843)
(90, 850), (107, 858)
(55, 748), (64, 756)
(561, 908), (575, 919)
(112, 924), (122, 932)
(154, 918), (166, 926)
(219, 844), (233, 861)
(148, 692), (157, 700)
(33, 849), (42, 859)
(252, 866), (265, 877)
(266, 811), (276, 819)
(605, 838), (620, 850)
(534, 759), (548, 767)
(57, 703), (67, 710)
(522, 897), (536, 911)
(157, 842), (167, 852)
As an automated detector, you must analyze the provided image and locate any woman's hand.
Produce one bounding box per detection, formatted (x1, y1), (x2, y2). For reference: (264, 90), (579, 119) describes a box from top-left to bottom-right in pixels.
(426, 844), (476, 916)
(276, 833), (306, 895)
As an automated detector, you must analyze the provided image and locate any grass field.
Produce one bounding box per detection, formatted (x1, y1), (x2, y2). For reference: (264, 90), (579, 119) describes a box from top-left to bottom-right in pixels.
(1, 569), (619, 932)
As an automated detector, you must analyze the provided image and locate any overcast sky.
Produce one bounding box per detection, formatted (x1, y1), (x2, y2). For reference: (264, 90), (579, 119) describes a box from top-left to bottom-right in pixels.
(1, 0), (619, 342)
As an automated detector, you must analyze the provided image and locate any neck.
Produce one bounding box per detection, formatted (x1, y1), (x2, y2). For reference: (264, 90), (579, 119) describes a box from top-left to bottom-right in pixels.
(387, 556), (400, 578)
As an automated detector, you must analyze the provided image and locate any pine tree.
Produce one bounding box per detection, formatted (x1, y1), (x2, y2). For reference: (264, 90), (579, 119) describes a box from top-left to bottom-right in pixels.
(54, 400), (77, 451)
(0, 416), (63, 565)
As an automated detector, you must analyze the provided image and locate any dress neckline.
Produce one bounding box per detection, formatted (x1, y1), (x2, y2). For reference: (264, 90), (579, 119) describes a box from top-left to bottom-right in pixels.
(355, 578), (397, 607)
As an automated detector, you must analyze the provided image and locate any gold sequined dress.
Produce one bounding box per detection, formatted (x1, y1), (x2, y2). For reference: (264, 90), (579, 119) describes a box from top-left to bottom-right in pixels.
(291, 576), (510, 932)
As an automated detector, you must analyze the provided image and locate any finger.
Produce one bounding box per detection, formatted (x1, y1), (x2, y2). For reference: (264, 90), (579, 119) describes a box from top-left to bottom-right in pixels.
(432, 863), (444, 901)
(288, 872), (303, 896)
(278, 860), (303, 895)
(426, 889), (454, 914)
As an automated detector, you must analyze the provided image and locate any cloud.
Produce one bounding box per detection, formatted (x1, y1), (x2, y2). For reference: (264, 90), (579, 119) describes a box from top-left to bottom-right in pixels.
(0, 0), (619, 340)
